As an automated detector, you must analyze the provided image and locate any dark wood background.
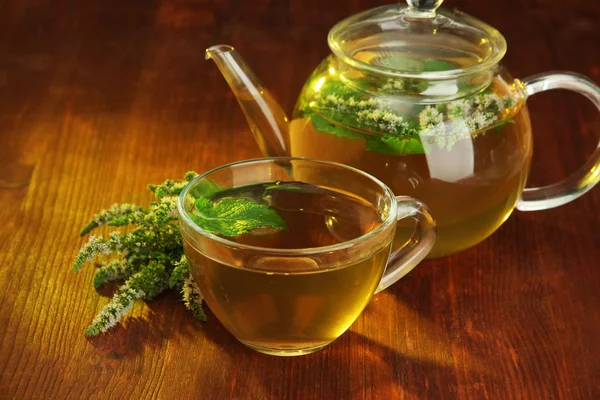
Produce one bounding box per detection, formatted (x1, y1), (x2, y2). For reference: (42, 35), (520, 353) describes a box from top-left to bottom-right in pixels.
(1, 0), (599, 398)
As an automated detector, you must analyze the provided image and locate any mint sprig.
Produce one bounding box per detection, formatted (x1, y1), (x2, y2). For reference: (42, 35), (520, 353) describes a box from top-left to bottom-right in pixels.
(303, 78), (425, 156)
(190, 196), (287, 237)
(73, 172), (206, 336)
(302, 70), (518, 155)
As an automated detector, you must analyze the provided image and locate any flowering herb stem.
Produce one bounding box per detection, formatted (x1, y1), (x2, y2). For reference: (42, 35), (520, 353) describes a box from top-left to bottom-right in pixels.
(73, 172), (207, 336)
(304, 78), (516, 154)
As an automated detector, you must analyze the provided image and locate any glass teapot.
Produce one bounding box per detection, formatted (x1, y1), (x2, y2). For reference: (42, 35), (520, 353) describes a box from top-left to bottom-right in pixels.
(206, 0), (600, 258)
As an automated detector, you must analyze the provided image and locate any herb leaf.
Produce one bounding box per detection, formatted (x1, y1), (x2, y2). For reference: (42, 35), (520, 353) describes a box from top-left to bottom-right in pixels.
(304, 78), (426, 156)
(310, 112), (363, 140)
(190, 197), (287, 237)
(73, 171), (207, 336)
(302, 71), (519, 155)
(366, 135), (425, 155)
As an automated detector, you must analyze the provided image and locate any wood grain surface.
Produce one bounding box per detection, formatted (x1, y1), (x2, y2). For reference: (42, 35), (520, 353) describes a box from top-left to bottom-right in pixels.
(1, 0), (599, 398)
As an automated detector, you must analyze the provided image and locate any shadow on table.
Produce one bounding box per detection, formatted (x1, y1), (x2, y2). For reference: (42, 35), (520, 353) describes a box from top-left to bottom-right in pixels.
(85, 290), (204, 359)
(83, 281), (500, 398)
(381, 211), (592, 398)
(197, 313), (493, 399)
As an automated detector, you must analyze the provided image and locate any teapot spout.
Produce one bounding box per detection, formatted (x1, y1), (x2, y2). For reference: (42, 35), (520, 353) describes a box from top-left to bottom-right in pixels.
(206, 45), (290, 157)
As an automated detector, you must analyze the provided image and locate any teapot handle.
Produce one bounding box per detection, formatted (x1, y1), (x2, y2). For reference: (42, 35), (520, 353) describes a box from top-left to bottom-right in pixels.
(516, 72), (600, 211)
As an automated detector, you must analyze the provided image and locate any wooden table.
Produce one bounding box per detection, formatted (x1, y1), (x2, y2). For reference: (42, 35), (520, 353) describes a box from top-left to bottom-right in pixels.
(1, 0), (599, 398)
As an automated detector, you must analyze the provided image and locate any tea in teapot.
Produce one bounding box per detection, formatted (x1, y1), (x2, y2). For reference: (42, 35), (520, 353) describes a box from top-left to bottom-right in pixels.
(207, 0), (600, 258)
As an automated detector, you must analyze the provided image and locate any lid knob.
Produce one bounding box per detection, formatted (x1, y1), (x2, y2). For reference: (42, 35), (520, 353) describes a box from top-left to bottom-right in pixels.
(406, 0), (443, 17)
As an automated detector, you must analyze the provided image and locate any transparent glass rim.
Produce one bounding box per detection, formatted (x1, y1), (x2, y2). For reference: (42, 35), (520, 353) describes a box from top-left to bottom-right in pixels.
(177, 157), (398, 255)
(327, 4), (508, 80)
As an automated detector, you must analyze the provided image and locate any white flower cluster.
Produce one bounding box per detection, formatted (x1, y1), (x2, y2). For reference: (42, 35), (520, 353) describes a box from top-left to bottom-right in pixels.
(419, 106), (444, 128)
(79, 203), (142, 236)
(182, 277), (203, 310)
(312, 83), (517, 152)
(314, 93), (410, 135)
(418, 106), (449, 149)
(142, 197), (178, 226)
(108, 230), (121, 247)
(75, 171), (207, 336)
(153, 179), (191, 199)
(161, 196), (179, 217)
(357, 109), (410, 134)
(86, 235), (111, 256)
(72, 235), (111, 271)
(446, 99), (471, 119)
(86, 284), (145, 335)
(94, 203), (139, 224)
(418, 92), (516, 150)
(381, 78), (405, 92)
(315, 93), (387, 112)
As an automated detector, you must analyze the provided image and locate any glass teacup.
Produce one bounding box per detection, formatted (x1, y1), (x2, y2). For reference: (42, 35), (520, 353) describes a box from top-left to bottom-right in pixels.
(177, 158), (436, 356)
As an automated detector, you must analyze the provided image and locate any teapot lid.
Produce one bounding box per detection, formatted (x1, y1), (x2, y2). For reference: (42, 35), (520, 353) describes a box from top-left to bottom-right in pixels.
(328, 0), (507, 79)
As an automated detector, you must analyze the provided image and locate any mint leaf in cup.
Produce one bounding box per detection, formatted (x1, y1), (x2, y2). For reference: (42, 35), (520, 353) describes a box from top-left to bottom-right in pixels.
(190, 196), (287, 237)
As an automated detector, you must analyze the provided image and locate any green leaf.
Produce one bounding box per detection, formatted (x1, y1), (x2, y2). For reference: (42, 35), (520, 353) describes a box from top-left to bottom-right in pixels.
(423, 60), (456, 72)
(190, 197), (287, 237)
(303, 75), (428, 156)
(309, 111), (363, 140)
(133, 261), (170, 301)
(365, 135), (425, 156)
(307, 107), (427, 156)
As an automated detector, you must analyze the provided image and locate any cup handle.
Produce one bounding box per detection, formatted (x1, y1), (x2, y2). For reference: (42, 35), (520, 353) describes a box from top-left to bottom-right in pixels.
(516, 72), (600, 211)
(375, 196), (436, 293)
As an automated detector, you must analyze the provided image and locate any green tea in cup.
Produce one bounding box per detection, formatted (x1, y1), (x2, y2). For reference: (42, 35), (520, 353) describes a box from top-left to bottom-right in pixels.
(178, 158), (436, 356)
